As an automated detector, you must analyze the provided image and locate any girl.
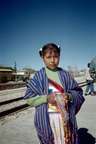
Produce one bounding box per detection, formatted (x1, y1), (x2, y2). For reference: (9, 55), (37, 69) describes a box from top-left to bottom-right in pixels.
(24, 43), (85, 144)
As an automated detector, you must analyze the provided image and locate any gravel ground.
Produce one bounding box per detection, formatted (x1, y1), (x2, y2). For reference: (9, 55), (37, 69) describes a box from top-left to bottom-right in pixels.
(0, 108), (39, 144)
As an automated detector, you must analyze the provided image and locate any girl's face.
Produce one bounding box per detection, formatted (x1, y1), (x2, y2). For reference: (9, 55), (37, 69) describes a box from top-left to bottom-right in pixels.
(42, 48), (60, 70)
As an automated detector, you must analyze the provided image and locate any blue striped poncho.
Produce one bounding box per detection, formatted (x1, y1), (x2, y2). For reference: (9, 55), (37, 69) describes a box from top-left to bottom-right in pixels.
(24, 67), (85, 144)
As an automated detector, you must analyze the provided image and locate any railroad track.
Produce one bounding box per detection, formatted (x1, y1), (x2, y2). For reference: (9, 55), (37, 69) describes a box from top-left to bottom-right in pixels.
(0, 81), (88, 119)
(0, 103), (29, 118)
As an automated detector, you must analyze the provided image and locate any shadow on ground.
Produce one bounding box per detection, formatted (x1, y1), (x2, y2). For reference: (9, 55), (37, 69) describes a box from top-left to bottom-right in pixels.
(78, 128), (96, 144)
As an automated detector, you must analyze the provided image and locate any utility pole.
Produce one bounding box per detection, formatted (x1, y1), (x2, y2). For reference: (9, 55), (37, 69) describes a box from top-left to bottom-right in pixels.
(14, 61), (17, 81)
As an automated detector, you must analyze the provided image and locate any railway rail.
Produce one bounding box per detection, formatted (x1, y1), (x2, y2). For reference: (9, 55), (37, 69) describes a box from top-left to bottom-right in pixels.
(0, 81), (90, 119)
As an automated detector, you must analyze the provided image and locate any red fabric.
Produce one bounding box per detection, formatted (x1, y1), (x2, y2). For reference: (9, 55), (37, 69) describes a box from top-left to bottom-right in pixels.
(48, 79), (64, 93)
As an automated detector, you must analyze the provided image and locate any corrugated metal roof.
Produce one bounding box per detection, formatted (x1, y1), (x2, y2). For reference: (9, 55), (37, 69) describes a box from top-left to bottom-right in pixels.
(0, 69), (13, 72)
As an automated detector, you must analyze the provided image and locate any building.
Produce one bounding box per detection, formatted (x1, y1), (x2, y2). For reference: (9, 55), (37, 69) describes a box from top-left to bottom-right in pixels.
(0, 67), (15, 83)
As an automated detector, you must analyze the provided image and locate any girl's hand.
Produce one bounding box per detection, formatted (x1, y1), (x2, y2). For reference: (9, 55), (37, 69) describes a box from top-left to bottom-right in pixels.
(47, 93), (57, 105)
(62, 93), (71, 110)
(62, 93), (70, 104)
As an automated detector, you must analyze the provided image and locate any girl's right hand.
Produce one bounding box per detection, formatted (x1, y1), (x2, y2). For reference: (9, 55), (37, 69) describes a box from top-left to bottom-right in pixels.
(47, 93), (57, 105)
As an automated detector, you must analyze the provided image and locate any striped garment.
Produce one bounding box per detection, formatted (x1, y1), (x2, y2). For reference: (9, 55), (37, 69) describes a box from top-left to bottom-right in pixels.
(24, 67), (85, 144)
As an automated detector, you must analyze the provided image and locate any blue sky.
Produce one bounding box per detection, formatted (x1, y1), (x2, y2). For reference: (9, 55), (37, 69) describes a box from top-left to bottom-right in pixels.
(0, 0), (96, 70)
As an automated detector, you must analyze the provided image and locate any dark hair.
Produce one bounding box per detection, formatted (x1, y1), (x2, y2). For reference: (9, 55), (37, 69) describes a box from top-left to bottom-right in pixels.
(39, 43), (61, 57)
